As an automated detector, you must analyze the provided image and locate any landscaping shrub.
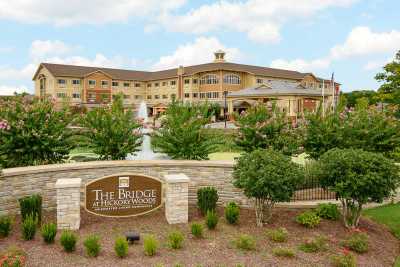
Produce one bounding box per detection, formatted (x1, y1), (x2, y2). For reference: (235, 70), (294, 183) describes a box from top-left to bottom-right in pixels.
(18, 194), (42, 224)
(197, 187), (218, 215)
(41, 222), (57, 244)
(298, 235), (328, 253)
(21, 214), (37, 240)
(143, 235), (158, 256)
(340, 232), (369, 253)
(295, 211), (320, 228)
(266, 227), (288, 242)
(233, 149), (304, 226)
(315, 203), (340, 220)
(331, 251), (357, 267)
(0, 246), (26, 267)
(224, 202), (240, 224)
(190, 223), (203, 238)
(272, 247), (295, 258)
(0, 216), (12, 238)
(168, 230), (184, 249)
(233, 234), (256, 251)
(205, 210), (218, 230)
(60, 230), (77, 252)
(83, 234), (101, 257)
(114, 237), (129, 258)
(318, 148), (400, 228)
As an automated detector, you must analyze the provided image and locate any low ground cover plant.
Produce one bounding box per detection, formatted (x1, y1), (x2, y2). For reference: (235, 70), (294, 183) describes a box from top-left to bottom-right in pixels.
(21, 214), (37, 240)
(41, 222), (57, 244)
(0, 246), (26, 267)
(340, 232), (369, 253)
(233, 234), (256, 251)
(299, 235), (328, 253)
(331, 250), (357, 267)
(168, 230), (184, 249)
(114, 237), (129, 258)
(315, 203), (340, 220)
(266, 227), (288, 242)
(190, 223), (203, 238)
(60, 230), (77, 252)
(296, 211), (320, 228)
(0, 215), (12, 238)
(143, 235), (158, 256)
(83, 234), (101, 257)
(272, 247), (295, 258)
(197, 187), (219, 215)
(205, 210), (218, 229)
(225, 202), (240, 224)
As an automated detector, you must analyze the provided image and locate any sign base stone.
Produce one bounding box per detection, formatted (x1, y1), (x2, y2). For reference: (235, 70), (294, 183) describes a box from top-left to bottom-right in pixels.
(55, 178), (81, 230)
(164, 173), (190, 224)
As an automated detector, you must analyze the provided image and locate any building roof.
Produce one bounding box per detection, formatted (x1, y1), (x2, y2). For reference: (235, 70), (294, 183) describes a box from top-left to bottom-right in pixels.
(33, 62), (322, 82)
(227, 80), (333, 98)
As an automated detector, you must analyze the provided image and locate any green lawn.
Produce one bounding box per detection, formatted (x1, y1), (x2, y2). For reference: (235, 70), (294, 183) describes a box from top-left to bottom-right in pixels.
(363, 203), (400, 239)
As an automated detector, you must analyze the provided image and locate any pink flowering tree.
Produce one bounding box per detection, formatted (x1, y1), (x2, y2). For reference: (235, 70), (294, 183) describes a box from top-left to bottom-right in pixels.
(0, 96), (73, 168)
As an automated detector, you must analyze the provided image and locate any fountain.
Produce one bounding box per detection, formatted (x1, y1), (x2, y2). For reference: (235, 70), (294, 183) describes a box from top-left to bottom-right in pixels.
(126, 101), (168, 160)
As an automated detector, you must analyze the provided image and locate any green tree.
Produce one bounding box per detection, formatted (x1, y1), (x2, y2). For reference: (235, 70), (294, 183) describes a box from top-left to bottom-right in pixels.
(0, 96), (73, 168)
(233, 149), (304, 226)
(317, 148), (400, 228)
(234, 105), (301, 155)
(152, 101), (219, 160)
(341, 90), (378, 107)
(80, 95), (142, 160)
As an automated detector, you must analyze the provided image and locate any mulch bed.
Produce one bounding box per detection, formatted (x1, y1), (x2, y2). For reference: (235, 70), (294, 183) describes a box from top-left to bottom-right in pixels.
(0, 207), (398, 267)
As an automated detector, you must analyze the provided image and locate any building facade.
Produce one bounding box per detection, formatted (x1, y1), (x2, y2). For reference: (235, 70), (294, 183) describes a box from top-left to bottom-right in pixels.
(33, 51), (339, 117)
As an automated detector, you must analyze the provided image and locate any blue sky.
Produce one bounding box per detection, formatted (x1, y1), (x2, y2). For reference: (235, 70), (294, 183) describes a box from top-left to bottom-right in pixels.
(0, 0), (399, 95)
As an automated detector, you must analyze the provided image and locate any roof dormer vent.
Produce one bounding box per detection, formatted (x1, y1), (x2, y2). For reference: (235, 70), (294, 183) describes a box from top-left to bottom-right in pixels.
(213, 50), (226, 63)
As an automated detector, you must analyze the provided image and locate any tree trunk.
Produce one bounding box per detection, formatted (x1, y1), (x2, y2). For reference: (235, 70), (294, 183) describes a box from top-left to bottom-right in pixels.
(341, 198), (363, 229)
(254, 198), (265, 227)
(263, 200), (274, 223)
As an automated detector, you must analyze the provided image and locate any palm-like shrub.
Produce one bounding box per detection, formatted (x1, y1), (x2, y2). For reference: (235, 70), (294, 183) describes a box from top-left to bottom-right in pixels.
(80, 94), (142, 160)
(0, 96), (73, 168)
(152, 101), (219, 160)
(233, 149), (304, 226)
(318, 148), (400, 228)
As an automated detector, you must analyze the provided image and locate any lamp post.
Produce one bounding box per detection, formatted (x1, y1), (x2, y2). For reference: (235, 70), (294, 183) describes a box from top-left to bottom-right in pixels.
(223, 90), (228, 129)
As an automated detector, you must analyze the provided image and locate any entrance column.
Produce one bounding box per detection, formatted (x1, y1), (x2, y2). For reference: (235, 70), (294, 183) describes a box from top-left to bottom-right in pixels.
(164, 174), (190, 224)
(55, 178), (81, 230)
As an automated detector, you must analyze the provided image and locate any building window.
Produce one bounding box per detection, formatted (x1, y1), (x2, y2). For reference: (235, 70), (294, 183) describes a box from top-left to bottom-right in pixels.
(223, 74), (241, 84)
(57, 92), (66, 98)
(162, 82), (167, 86)
(147, 83), (151, 88)
(257, 78), (263, 84)
(123, 82), (130, 87)
(72, 79), (80, 85)
(101, 80), (109, 88)
(193, 79), (198, 84)
(212, 92), (219, 98)
(171, 94), (176, 99)
(170, 80), (176, 86)
(135, 83), (141, 87)
(135, 95), (141, 100)
(89, 80), (96, 87)
(39, 78), (46, 97)
(184, 79), (190, 84)
(123, 95), (130, 99)
(200, 74), (218, 85)
(184, 93), (190, 98)
(147, 95), (152, 99)
(88, 93), (96, 102)
(200, 92), (206, 99)
(193, 93), (198, 98)
(162, 95), (168, 99)
(58, 79), (66, 87)
(112, 81), (119, 87)
(154, 82), (159, 87)
(72, 93), (81, 99)
(154, 95), (160, 99)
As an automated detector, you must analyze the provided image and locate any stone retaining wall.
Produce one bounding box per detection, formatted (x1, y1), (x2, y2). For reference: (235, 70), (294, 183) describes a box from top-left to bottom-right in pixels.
(0, 160), (249, 215)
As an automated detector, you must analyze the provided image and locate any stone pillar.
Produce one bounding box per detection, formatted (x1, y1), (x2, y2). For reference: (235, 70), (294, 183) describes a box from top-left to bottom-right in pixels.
(164, 173), (190, 224)
(55, 178), (81, 230)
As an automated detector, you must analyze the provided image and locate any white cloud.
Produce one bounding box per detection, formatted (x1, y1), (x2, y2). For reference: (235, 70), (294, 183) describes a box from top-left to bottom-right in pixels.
(0, 85), (31, 95)
(0, 0), (186, 26)
(270, 58), (331, 72)
(157, 0), (357, 43)
(0, 64), (37, 81)
(364, 57), (393, 71)
(152, 36), (242, 70)
(330, 26), (400, 59)
(30, 40), (76, 60)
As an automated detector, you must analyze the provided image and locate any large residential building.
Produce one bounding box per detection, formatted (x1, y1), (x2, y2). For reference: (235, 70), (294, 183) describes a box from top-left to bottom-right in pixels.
(33, 50), (339, 117)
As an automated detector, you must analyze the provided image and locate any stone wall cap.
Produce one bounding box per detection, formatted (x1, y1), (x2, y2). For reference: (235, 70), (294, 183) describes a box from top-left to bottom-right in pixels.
(164, 173), (190, 183)
(55, 178), (82, 188)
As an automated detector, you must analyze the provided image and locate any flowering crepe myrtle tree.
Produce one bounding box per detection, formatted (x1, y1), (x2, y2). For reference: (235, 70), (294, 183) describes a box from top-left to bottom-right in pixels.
(80, 95), (142, 160)
(0, 96), (73, 168)
(317, 148), (400, 228)
(233, 149), (304, 227)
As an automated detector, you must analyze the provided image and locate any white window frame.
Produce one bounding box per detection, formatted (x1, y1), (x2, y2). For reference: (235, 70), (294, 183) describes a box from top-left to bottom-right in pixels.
(223, 74), (241, 85)
(200, 74), (218, 85)
(58, 79), (66, 87)
(101, 80), (109, 88)
(88, 80), (96, 88)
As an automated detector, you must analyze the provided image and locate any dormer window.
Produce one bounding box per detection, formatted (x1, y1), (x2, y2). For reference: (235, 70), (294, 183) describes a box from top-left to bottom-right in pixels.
(257, 78), (263, 84)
